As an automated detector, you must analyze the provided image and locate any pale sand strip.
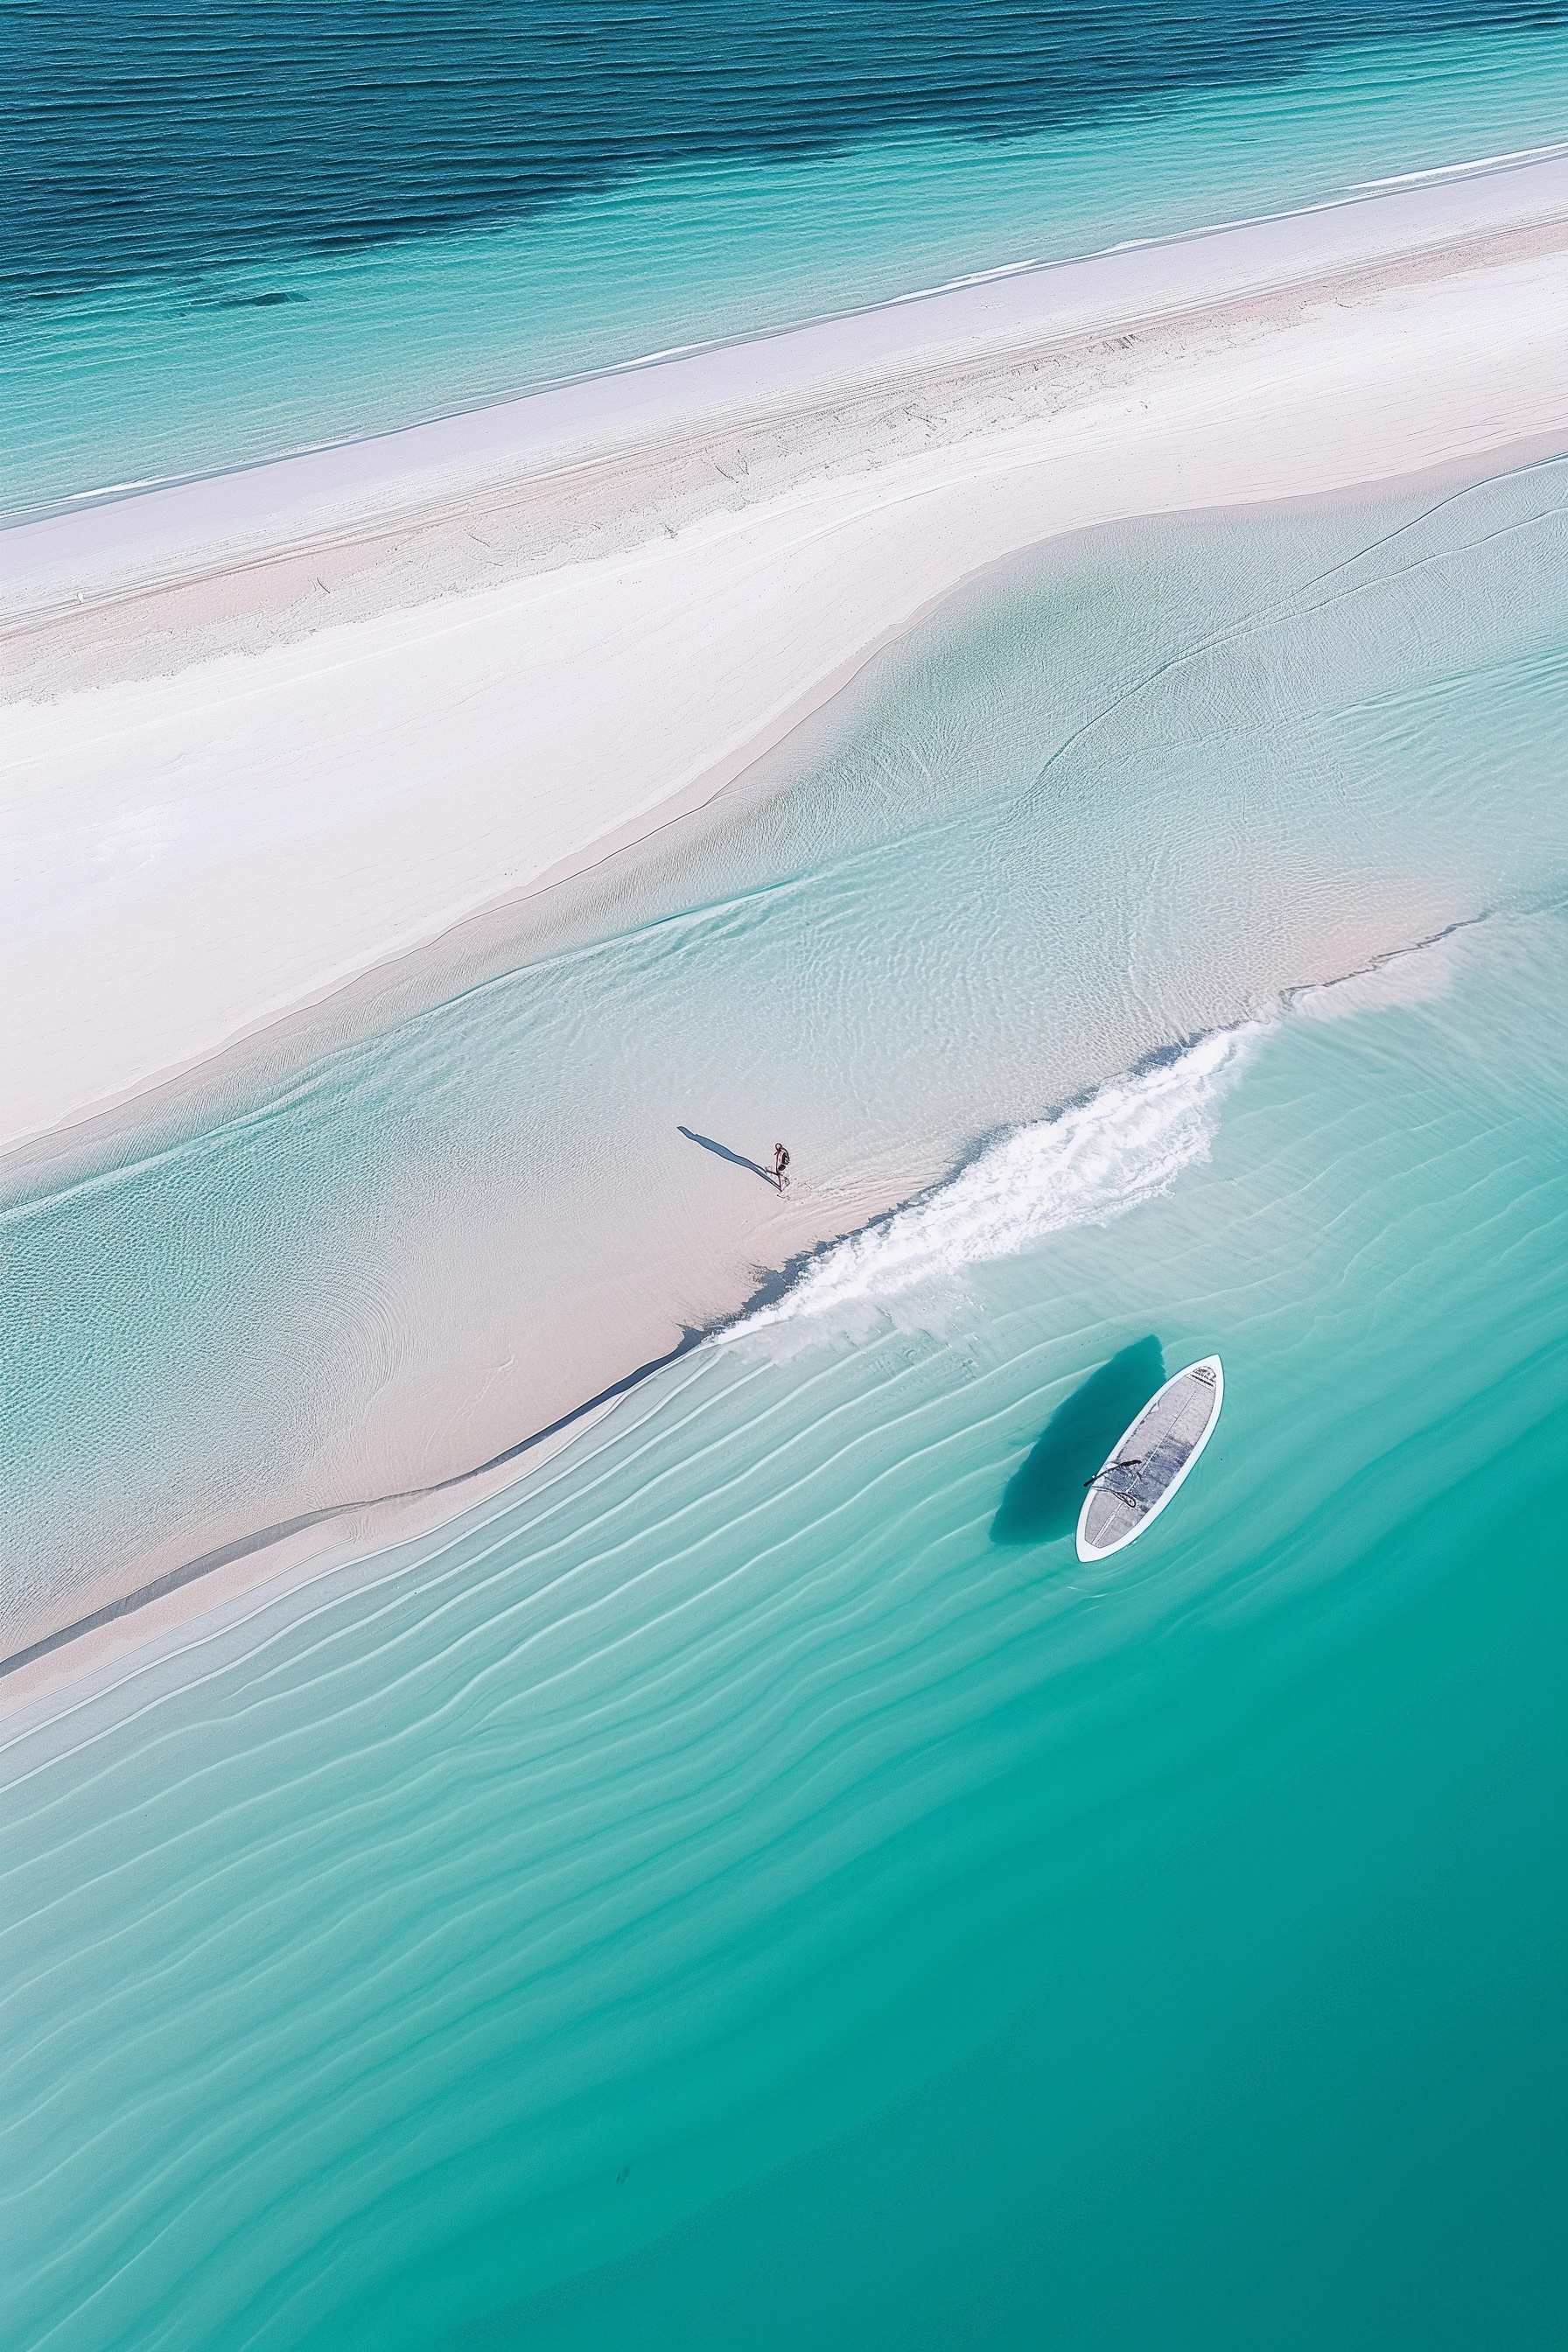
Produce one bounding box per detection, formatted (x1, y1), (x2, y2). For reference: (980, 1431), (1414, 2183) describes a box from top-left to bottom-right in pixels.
(0, 913), (1493, 1717)
(4, 164), (1568, 1688)
(0, 1400), (621, 1720)
(7, 143), (1567, 612)
(4, 160), (1568, 1159)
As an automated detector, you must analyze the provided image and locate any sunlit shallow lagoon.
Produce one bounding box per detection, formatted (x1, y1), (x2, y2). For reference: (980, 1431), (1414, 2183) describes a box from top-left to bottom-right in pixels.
(8, 457), (1568, 1646)
(8, 8), (1568, 2323)
(4, 451), (1567, 2342)
(5, 898), (1565, 2351)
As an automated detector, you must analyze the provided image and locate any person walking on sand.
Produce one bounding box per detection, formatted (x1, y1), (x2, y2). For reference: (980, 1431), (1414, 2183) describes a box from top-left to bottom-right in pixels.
(774, 1142), (791, 1193)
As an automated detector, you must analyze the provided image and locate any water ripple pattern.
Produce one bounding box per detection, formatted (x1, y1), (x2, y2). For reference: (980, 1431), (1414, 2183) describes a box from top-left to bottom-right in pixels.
(7, 1), (1559, 298)
(5, 466), (1567, 1654)
(4, 908), (1566, 2348)
(7, 4), (1568, 510)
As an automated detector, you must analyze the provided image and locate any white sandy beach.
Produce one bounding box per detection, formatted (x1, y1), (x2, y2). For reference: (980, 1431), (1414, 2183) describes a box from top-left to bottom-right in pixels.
(6, 154), (1568, 1158)
(5, 151), (1568, 1681)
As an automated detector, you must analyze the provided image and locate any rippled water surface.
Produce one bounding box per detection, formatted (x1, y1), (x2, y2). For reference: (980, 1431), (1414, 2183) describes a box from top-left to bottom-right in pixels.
(5, 2), (1568, 512)
(13, 0), (1558, 295)
(7, 459), (1567, 1651)
(4, 452), (1568, 2343)
(7, 13), (1568, 2324)
(6, 906), (1565, 2350)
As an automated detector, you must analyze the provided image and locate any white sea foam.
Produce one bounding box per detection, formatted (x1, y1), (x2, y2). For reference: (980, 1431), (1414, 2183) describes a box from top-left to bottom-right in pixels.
(726, 1024), (1262, 1349)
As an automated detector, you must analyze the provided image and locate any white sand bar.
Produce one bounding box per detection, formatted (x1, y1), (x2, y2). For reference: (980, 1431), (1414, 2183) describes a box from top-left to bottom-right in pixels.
(5, 153), (1568, 1155)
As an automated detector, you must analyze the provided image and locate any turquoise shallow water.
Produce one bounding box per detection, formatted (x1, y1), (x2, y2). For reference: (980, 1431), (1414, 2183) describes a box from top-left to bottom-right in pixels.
(5, 906), (1565, 2349)
(7, 459), (1567, 1646)
(8, 10), (1568, 2336)
(4, 455), (1568, 2342)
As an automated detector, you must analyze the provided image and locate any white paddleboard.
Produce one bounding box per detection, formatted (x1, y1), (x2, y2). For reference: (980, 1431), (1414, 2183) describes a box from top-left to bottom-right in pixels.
(1075, 1354), (1223, 1562)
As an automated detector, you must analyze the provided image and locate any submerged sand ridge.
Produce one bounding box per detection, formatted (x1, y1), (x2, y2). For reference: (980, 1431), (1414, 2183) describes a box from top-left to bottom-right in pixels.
(6, 436), (1567, 1675)
(4, 158), (1568, 1159)
(5, 157), (1568, 1674)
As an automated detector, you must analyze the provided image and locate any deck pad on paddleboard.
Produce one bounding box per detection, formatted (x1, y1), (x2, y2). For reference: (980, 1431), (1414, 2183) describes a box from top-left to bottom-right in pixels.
(1076, 1355), (1222, 1561)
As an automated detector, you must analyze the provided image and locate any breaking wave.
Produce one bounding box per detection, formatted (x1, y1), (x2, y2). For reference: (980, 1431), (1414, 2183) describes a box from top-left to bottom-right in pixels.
(729, 1022), (1263, 1345)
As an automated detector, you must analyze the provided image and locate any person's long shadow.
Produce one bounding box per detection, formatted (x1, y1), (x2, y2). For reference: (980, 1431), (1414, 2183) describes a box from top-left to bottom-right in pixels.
(991, 1335), (1166, 1545)
(677, 1126), (778, 1186)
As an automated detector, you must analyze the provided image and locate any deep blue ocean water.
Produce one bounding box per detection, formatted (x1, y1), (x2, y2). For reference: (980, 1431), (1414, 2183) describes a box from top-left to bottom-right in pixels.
(9, 1), (1563, 298)
(5, 1), (1568, 513)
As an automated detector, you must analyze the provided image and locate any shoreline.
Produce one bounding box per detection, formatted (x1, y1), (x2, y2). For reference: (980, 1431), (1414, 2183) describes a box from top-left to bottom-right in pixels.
(5, 428), (1565, 1216)
(4, 160), (1568, 1160)
(6, 137), (1560, 555)
(4, 457), (1557, 1676)
(6, 155), (1568, 1690)
(0, 913), (1486, 1718)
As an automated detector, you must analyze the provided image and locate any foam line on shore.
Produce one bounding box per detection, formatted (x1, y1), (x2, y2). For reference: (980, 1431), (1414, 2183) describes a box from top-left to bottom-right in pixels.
(1, 1031), (1252, 1683)
(0, 920), (1483, 1693)
(729, 1030), (1261, 1348)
